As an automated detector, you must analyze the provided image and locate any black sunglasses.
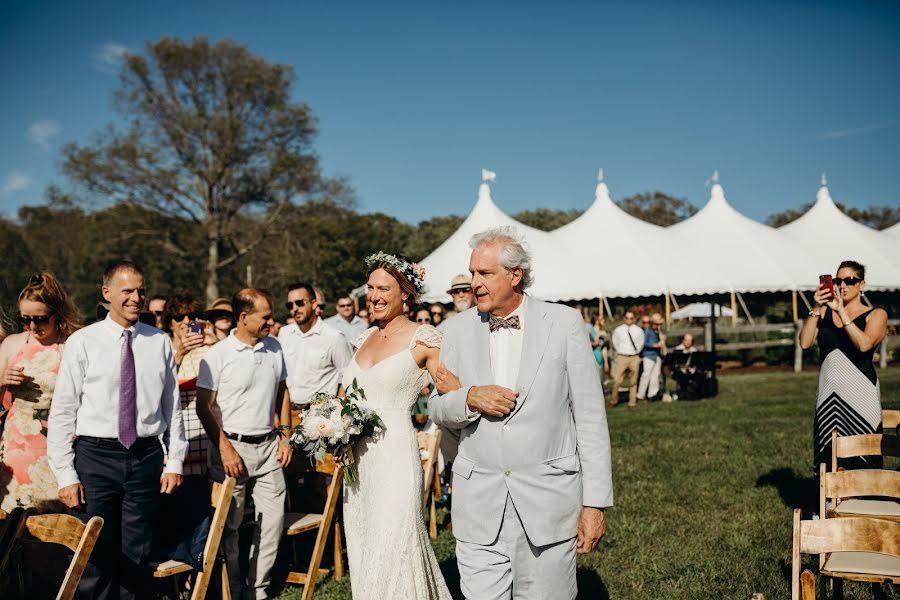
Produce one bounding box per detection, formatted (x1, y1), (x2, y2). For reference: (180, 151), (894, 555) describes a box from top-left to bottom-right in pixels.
(17, 314), (53, 326)
(171, 312), (203, 322)
(415, 317), (432, 323)
(833, 277), (863, 286)
(285, 299), (310, 310)
(450, 288), (472, 295)
(430, 310), (443, 316)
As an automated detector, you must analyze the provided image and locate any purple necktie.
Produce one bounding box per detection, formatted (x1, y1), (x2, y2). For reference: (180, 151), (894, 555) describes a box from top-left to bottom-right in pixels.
(118, 330), (138, 449)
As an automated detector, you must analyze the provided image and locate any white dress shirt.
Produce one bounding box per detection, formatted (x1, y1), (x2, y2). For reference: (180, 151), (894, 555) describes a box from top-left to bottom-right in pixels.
(277, 318), (352, 406)
(325, 314), (368, 343)
(197, 332), (286, 436)
(489, 303), (525, 390)
(611, 323), (645, 356)
(48, 315), (187, 489)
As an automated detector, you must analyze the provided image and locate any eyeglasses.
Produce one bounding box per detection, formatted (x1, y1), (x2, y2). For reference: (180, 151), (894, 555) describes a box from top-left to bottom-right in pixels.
(285, 299), (310, 310)
(172, 312), (202, 322)
(17, 314), (53, 326)
(415, 317), (432, 323)
(450, 288), (472, 295)
(834, 277), (863, 286)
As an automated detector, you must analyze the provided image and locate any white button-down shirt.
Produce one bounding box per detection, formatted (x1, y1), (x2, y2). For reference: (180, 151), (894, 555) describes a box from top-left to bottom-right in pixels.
(278, 318), (352, 406)
(197, 331), (286, 436)
(489, 303), (525, 390)
(325, 314), (368, 343)
(611, 323), (645, 356)
(48, 315), (187, 489)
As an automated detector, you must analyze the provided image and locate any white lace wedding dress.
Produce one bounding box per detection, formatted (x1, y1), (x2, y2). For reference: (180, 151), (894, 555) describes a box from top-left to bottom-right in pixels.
(342, 324), (452, 600)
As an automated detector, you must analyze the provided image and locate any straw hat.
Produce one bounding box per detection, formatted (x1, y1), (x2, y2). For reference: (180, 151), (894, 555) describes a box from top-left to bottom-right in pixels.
(205, 297), (233, 318)
(446, 274), (473, 294)
(650, 313), (665, 325)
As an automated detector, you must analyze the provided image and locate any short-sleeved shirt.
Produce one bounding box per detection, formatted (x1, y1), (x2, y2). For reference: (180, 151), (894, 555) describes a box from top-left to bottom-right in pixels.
(197, 332), (286, 436)
(278, 318), (352, 406)
(641, 327), (661, 360)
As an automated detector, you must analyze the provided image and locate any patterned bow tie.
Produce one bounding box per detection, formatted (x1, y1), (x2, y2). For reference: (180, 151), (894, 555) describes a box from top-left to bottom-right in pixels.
(488, 315), (521, 332)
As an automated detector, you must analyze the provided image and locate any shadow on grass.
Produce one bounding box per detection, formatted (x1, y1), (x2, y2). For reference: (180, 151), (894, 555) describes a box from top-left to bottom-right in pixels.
(756, 467), (815, 514)
(439, 558), (609, 600)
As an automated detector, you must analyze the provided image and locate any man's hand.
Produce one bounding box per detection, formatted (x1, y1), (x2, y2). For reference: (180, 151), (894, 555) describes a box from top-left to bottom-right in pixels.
(465, 385), (518, 417)
(277, 440), (293, 468)
(160, 473), (183, 494)
(576, 507), (606, 555)
(435, 363), (462, 395)
(59, 483), (86, 509)
(220, 440), (245, 478)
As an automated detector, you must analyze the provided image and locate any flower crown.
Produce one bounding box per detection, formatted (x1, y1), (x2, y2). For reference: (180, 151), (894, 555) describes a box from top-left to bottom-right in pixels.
(365, 251), (426, 294)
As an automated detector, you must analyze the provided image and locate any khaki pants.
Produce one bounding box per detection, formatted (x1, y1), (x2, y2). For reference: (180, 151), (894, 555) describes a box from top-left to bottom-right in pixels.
(611, 354), (641, 406)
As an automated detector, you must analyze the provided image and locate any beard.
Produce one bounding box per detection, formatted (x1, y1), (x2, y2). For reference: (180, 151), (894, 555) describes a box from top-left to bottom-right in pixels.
(454, 298), (471, 312)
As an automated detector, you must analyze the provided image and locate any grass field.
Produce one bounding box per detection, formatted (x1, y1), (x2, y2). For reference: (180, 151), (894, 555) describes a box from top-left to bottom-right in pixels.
(274, 368), (900, 600)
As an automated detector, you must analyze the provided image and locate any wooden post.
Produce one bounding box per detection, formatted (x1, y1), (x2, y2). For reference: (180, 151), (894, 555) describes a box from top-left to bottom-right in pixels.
(794, 320), (803, 373)
(881, 335), (889, 369)
(598, 295), (604, 320)
(665, 293), (671, 324)
(704, 320), (712, 351)
(730, 292), (737, 326)
(791, 290), (798, 323)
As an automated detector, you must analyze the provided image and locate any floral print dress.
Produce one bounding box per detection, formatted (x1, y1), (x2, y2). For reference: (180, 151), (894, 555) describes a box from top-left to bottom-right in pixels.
(0, 341), (63, 512)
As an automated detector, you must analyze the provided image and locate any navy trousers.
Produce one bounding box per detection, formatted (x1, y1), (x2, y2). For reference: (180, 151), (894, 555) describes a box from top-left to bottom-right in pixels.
(71, 436), (163, 600)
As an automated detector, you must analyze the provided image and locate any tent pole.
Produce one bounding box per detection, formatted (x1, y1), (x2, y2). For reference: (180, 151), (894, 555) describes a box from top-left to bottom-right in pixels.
(730, 292), (738, 326)
(736, 292), (756, 326)
(599, 295), (604, 320)
(603, 296), (613, 319)
(671, 293), (680, 311)
(665, 293), (671, 325)
(798, 290), (812, 311)
(791, 290), (798, 322)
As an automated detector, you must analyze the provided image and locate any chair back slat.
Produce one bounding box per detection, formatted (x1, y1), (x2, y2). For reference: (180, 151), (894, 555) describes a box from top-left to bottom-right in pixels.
(823, 468), (900, 500)
(832, 431), (900, 471)
(25, 514), (87, 551)
(884, 409), (900, 430)
(798, 515), (900, 556)
(190, 477), (235, 600)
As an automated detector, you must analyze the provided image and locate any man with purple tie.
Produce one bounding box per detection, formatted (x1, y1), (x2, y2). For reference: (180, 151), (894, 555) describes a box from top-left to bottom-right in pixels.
(48, 260), (187, 599)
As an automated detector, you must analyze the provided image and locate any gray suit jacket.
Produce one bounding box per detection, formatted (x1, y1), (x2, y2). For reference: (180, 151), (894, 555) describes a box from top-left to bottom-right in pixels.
(429, 295), (613, 547)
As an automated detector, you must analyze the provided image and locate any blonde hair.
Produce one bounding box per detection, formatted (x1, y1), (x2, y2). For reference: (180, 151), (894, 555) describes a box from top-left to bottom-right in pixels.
(19, 271), (82, 336)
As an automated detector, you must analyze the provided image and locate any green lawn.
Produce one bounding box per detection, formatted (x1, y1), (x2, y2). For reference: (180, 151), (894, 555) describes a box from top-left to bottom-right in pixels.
(275, 368), (900, 600)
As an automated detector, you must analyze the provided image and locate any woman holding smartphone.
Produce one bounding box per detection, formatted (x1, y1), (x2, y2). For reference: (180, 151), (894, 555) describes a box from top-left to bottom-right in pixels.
(799, 260), (888, 503)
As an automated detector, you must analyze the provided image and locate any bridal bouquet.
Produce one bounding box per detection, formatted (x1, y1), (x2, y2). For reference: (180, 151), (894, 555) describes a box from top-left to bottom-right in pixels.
(288, 379), (383, 483)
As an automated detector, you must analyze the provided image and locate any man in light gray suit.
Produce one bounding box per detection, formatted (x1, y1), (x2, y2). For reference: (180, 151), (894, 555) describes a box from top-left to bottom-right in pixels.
(430, 226), (613, 599)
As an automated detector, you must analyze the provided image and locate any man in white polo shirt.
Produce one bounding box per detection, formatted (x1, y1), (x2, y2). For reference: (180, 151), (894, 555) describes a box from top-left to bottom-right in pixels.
(197, 288), (292, 600)
(278, 282), (352, 406)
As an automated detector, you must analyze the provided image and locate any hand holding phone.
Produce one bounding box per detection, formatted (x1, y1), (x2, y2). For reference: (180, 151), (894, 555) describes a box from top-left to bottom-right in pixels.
(188, 321), (204, 335)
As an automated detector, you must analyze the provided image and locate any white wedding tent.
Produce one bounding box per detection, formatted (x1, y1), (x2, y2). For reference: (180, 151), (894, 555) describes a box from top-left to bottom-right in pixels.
(778, 180), (900, 290)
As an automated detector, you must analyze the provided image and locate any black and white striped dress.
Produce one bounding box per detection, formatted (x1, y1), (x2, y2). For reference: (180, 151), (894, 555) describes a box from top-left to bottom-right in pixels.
(813, 308), (883, 476)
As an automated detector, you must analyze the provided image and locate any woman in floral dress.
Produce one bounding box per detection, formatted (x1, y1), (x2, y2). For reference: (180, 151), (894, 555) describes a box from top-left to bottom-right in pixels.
(0, 272), (81, 512)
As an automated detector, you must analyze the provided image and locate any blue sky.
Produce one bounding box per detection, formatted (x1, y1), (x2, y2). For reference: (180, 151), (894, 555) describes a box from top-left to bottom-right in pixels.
(2, 1), (899, 224)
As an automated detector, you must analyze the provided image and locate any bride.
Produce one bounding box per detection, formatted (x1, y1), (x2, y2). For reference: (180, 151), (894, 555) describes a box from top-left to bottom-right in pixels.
(341, 251), (452, 599)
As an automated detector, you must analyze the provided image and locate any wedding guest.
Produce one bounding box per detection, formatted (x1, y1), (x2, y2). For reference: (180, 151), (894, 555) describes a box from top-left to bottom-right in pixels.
(326, 293), (368, 341)
(357, 307), (371, 325)
(430, 304), (445, 328)
(48, 260), (186, 599)
(162, 291), (206, 368)
(205, 297), (235, 342)
(278, 282), (352, 406)
(610, 311), (644, 407)
(672, 333), (700, 400)
(674, 333), (697, 353)
(314, 287), (326, 319)
(799, 260), (888, 498)
(414, 307), (433, 325)
(431, 226), (612, 598)
(586, 313), (609, 378)
(149, 294), (167, 330)
(637, 313), (666, 402)
(0, 272), (81, 513)
(197, 288), (292, 600)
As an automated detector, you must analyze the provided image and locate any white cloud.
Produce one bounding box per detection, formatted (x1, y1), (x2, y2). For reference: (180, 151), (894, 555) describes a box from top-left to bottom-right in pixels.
(2, 171), (32, 194)
(93, 41), (130, 74)
(29, 119), (62, 150)
(822, 119), (900, 140)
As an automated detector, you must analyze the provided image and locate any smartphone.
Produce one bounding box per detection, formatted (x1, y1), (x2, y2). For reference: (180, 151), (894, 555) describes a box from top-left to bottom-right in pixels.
(188, 321), (204, 335)
(819, 274), (834, 299)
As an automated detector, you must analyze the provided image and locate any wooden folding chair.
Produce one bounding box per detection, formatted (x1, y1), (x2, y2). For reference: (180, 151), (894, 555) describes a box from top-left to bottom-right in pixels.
(884, 409), (900, 431)
(284, 454), (343, 600)
(19, 513), (104, 600)
(417, 429), (443, 539)
(831, 430), (900, 472)
(791, 508), (900, 599)
(150, 476), (236, 600)
(820, 463), (900, 522)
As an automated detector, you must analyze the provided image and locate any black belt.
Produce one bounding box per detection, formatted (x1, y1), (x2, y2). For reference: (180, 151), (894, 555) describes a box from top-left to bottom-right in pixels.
(225, 431), (275, 444)
(76, 436), (160, 450)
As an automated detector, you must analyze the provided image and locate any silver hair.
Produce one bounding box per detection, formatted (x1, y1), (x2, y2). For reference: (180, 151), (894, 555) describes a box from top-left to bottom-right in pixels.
(469, 226), (534, 290)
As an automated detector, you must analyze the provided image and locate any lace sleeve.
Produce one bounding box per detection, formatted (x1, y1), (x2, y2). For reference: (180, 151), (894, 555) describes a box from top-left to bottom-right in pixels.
(352, 327), (377, 351)
(409, 324), (442, 349)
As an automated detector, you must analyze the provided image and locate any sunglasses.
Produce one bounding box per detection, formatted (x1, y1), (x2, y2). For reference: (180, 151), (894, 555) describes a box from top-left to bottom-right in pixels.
(430, 310), (443, 316)
(17, 314), (53, 326)
(415, 317), (432, 323)
(833, 277), (863, 286)
(172, 312), (203, 322)
(285, 299), (310, 310)
(450, 288), (472, 295)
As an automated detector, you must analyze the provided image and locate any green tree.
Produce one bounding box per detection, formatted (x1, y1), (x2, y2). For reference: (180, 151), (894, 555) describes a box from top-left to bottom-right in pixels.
(511, 208), (582, 232)
(403, 215), (465, 261)
(766, 202), (900, 229)
(61, 37), (330, 301)
(617, 191), (698, 226)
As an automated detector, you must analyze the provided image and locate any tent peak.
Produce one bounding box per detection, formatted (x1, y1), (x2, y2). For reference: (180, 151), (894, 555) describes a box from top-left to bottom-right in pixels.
(815, 180), (835, 207)
(594, 180), (612, 204)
